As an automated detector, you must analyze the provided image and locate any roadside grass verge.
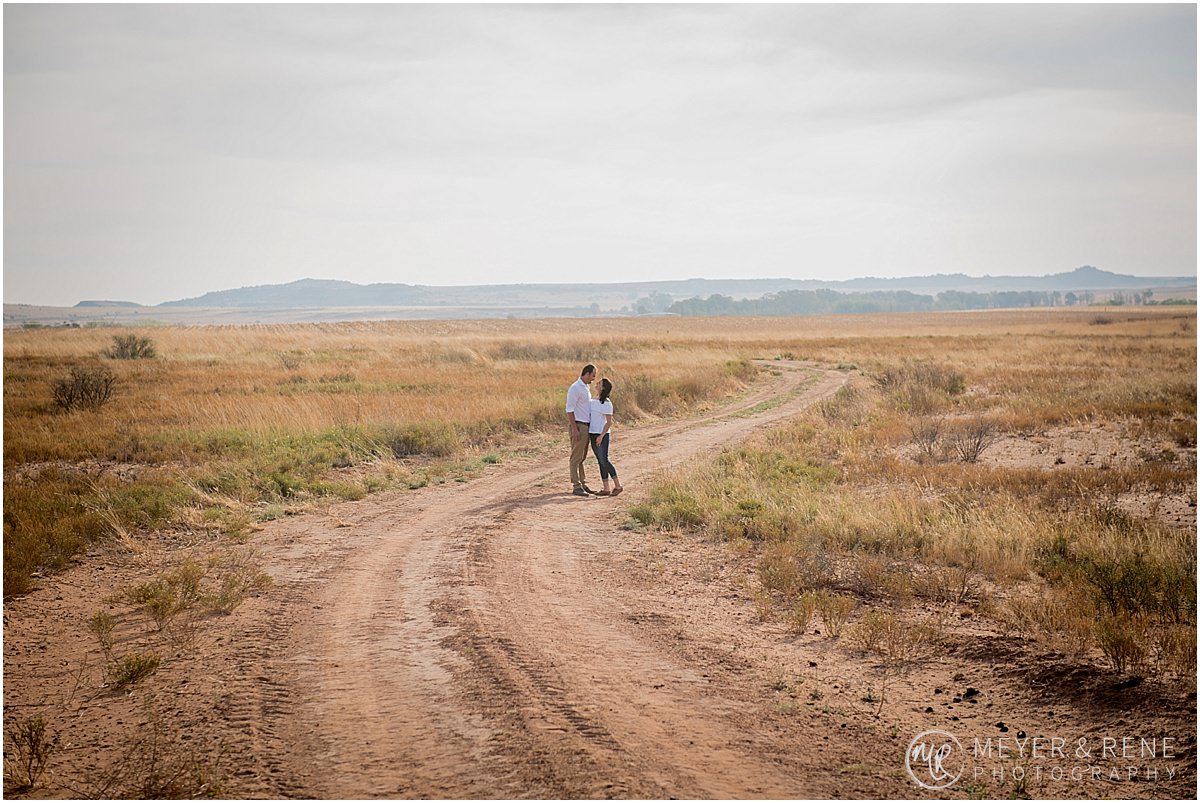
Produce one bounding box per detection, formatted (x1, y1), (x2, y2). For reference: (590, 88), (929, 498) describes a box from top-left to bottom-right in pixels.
(632, 327), (1196, 680)
(4, 324), (761, 595)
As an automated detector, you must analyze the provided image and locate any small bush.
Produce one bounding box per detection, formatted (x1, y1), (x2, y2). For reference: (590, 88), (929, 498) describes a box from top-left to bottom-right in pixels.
(624, 374), (683, 417)
(1152, 625), (1197, 677)
(103, 334), (156, 359)
(52, 365), (118, 411)
(724, 358), (760, 382)
(815, 591), (856, 637)
(126, 559), (206, 630)
(1079, 550), (1196, 622)
(82, 716), (222, 799)
(848, 609), (941, 665)
(912, 566), (977, 607)
(204, 550), (273, 614)
(753, 588), (775, 622)
(788, 591), (820, 634)
(947, 417), (1000, 463)
(818, 384), (863, 423)
(758, 542), (834, 597)
(4, 715), (58, 792)
(1096, 615), (1147, 674)
(849, 553), (915, 603)
(876, 362), (965, 396)
(1001, 585), (1098, 658)
(105, 651), (161, 689)
(909, 417), (944, 463)
(379, 422), (461, 458)
(628, 484), (706, 530)
(89, 610), (117, 657)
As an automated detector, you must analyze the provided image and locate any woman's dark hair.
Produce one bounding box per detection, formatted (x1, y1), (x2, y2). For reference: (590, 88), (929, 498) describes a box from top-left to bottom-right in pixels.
(598, 378), (612, 404)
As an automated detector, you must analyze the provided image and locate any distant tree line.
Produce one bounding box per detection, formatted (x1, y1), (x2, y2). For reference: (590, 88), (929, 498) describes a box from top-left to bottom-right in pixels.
(664, 288), (1178, 316)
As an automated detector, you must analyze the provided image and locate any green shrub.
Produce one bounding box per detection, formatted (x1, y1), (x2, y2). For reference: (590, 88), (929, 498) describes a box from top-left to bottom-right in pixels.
(126, 559), (206, 630)
(103, 334), (156, 359)
(204, 552), (273, 614)
(815, 591), (856, 637)
(89, 610), (117, 656)
(3, 471), (111, 597)
(629, 484), (705, 530)
(378, 422), (461, 458)
(725, 358), (760, 382)
(1096, 615), (1147, 674)
(1080, 551), (1196, 621)
(104, 651), (161, 689)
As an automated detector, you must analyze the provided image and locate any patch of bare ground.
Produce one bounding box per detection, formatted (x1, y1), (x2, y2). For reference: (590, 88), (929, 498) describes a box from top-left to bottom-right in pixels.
(894, 419), (1197, 530)
(627, 529), (1196, 799)
(981, 421), (1195, 474)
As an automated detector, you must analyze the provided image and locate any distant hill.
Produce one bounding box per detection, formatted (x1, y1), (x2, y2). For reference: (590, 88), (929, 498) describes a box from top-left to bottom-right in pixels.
(834, 266), (1194, 293)
(156, 267), (1194, 309)
(158, 278), (398, 308)
(75, 299), (143, 308)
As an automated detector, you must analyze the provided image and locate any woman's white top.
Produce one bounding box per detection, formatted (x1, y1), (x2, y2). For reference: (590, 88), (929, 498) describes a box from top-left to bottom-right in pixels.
(588, 399), (614, 435)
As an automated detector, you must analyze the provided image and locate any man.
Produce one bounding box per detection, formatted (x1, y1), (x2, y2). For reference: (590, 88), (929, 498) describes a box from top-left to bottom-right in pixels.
(566, 363), (597, 496)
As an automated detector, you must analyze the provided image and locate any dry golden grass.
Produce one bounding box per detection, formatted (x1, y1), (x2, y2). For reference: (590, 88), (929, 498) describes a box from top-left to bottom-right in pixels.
(4, 323), (762, 462)
(5, 307), (1194, 611)
(624, 307), (1196, 679)
(4, 320), (763, 594)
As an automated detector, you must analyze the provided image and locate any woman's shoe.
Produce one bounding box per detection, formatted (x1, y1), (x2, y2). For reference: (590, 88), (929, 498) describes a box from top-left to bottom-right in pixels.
(611, 486), (623, 496)
(596, 490), (611, 496)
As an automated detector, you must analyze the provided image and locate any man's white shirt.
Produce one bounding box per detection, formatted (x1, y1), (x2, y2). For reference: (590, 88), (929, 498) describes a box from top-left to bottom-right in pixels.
(566, 377), (591, 423)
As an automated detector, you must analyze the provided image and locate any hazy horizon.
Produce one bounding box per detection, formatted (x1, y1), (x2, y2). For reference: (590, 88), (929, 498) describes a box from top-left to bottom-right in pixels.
(5, 3), (1196, 307)
(5, 264), (1196, 310)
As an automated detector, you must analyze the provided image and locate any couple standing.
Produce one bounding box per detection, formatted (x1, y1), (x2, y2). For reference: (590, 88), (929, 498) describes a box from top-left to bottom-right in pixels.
(565, 363), (624, 497)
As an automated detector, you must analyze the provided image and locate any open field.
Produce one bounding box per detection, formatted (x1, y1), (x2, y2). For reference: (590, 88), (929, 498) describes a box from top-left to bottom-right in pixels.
(3, 307), (1196, 798)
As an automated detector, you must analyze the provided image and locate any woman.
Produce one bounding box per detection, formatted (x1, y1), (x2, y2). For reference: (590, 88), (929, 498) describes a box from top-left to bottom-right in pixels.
(588, 378), (623, 497)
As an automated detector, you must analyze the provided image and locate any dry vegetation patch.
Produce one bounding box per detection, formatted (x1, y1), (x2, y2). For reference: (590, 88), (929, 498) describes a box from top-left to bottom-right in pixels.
(629, 308), (1196, 686)
(4, 323), (764, 594)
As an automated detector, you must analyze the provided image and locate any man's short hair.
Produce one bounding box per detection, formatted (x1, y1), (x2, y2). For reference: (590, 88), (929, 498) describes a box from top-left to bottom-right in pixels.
(581, 363), (596, 377)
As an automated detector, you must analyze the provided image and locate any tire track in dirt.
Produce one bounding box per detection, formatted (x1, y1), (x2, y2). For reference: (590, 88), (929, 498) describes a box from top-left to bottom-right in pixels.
(264, 361), (851, 798)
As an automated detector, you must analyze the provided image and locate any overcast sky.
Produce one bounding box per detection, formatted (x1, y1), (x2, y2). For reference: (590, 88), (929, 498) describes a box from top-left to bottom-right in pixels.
(4, 3), (1196, 306)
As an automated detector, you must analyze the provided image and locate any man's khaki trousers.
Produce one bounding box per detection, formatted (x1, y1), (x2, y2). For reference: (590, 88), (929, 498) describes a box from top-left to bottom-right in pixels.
(569, 422), (591, 488)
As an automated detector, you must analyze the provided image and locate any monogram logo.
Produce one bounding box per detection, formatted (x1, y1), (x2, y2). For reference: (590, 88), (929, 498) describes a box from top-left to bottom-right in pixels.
(906, 729), (965, 790)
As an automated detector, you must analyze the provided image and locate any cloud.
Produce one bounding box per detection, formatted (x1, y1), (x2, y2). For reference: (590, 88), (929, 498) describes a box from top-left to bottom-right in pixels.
(3, 3), (1195, 305)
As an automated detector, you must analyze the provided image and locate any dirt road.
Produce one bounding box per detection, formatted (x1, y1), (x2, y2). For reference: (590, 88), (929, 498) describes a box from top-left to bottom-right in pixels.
(207, 359), (911, 798)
